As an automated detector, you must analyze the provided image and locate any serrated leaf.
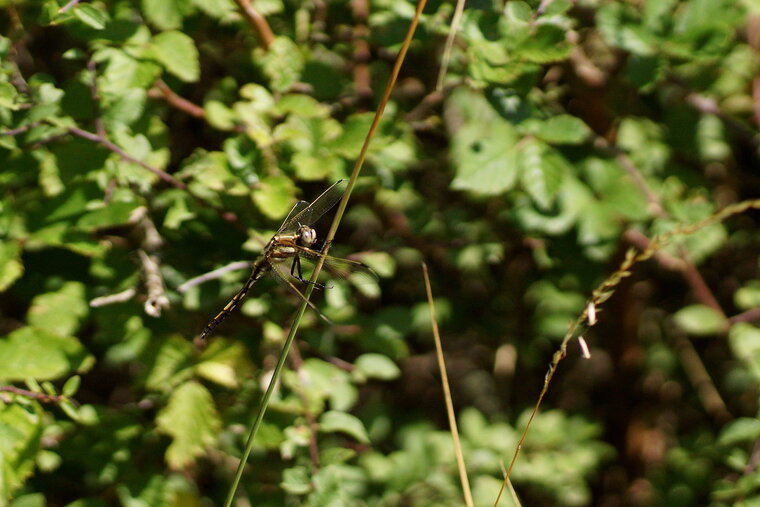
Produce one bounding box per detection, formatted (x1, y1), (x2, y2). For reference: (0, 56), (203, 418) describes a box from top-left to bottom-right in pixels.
(0, 327), (90, 381)
(319, 411), (370, 443)
(151, 31), (200, 82)
(0, 402), (43, 498)
(144, 335), (195, 391)
(255, 37), (304, 92)
(673, 304), (726, 336)
(354, 354), (400, 381)
(195, 339), (253, 389)
(0, 240), (24, 291)
(27, 282), (88, 336)
(156, 381), (221, 469)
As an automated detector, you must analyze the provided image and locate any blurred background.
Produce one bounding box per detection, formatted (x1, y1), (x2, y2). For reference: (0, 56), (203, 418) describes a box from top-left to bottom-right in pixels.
(1, 0), (759, 505)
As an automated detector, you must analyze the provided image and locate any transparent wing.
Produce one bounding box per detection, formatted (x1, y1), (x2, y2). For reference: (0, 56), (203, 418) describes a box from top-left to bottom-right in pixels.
(269, 260), (332, 322)
(277, 179), (347, 234)
(293, 246), (379, 286)
(282, 200), (309, 227)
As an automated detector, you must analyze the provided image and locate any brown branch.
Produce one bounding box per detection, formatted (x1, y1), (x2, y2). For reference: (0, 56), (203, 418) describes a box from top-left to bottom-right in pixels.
(233, 0), (275, 49)
(623, 229), (724, 313)
(66, 125), (186, 188)
(753, 77), (760, 130)
(61, 125), (241, 227)
(153, 80), (205, 119)
(87, 59), (106, 138)
(672, 332), (731, 423)
(0, 122), (41, 136)
(0, 385), (65, 404)
(729, 307), (760, 325)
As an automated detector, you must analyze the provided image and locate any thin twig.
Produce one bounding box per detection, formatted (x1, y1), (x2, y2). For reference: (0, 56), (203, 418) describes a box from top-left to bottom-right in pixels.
(87, 59), (106, 138)
(422, 262), (473, 507)
(436, 0), (466, 91)
(672, 331), (731, 422)
(153, 80), (205, 119)
(60, 125), (240, 226)
(0, 121), (41, 136)
(233, 0), (275, 49)
(729, 307), (760, 325)
(0, 385), (65, 404)
(178, 261), (251, 293)
(90, 287), (138, 307)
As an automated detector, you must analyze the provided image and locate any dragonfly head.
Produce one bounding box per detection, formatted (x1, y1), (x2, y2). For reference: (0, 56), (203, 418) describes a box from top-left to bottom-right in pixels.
(297, 225), (317, 247)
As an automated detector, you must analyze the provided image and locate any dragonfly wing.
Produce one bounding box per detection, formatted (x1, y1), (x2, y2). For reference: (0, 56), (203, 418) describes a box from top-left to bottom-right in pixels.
(270, 260), (332, 322)
(278, 179), (347, 233)
(294, 247), (379, 285)
(281, 200), (309, 230)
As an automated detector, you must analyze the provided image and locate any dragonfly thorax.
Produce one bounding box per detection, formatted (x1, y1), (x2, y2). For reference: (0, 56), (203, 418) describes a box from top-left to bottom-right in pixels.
(297, 225), (317, 247)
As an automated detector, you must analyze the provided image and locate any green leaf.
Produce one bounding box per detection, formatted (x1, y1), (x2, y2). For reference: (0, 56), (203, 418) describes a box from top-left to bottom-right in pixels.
(354, 354), (401, 381)
(72, 3), (109, 29)
(319, 411), (370, 443)
(144, 335), (195, 391)
(204, 100), (237, 130)
(0, 327), (90, 381)
(281, 466), (312, 495)
(718, 418), (760, 445)
(729, 323), (760, 380)
(673, 305), (726, 336)
(447, 89), (520, 195)
(195, 339), (254, 389)
(292, 152), (343, 181)
(151, 31), (200, 82)
(141, 0), (193, 30)
(62, 375), (81, 397)
(255, 37), (304, 92)
(0, 403), (43, 499)
(251, 176), (297, 220)
(0, 240), (24, 291)
(26, 282), (88, 336)
(156, 381), (221, 469)
(0, 81), (20, 110)
(734, 282), (760, 311)
(518, 137), (565, 210)
(77, 201), (141, 231)
(527, 115), (592, 145)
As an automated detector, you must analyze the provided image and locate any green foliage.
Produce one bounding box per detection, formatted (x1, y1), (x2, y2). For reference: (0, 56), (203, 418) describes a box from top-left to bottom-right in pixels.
(0, 0), (758, 505)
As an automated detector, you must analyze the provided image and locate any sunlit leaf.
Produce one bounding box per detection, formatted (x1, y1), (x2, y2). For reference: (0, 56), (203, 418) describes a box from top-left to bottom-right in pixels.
(319, 411), (370, 443)
(156, 381), (221, 469)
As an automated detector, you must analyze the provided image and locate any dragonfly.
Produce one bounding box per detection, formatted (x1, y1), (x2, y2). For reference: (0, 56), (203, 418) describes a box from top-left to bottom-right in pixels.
(200, 179), (376, 340)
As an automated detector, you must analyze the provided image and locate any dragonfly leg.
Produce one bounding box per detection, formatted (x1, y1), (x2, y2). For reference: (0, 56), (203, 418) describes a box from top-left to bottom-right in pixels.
(291, 255), (326, 289)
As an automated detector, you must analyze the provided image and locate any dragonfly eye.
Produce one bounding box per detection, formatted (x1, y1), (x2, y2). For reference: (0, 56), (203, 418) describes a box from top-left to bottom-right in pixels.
(299, 226), (317, 246)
